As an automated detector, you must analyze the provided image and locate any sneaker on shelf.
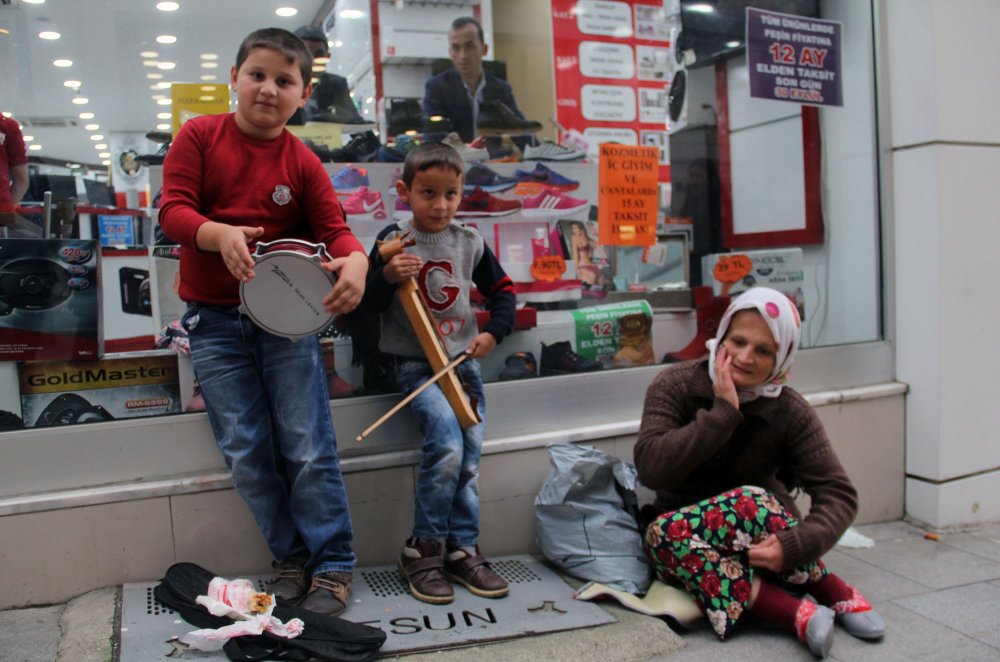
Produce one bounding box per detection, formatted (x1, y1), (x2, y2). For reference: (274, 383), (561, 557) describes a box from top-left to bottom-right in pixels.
(393, 197), (413, 221)
(464, 162), (517, 193)
(498, 351), (538, 381)
(298, 570), (353, 617)
(477, 100), (543, 136)
(456, 187), (522, 217)
(523, 140), (587, 162)
(521, 187), (589, 218)
(341, 187), (387, 222)
(540, 340), (604, 376)
(440, 132), (490, 161)
(330, 164), (369, 193)
(377, 135), (420, 163)
(329, 130), (381, 163)
(513, 163), (580, 193)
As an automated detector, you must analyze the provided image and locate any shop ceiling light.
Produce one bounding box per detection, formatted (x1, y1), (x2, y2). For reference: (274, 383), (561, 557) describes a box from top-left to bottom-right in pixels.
(340, 9), (364, 19)
(63, 80), (81, 88)
(140, 51), (159, 58)
(686, 3), (715, 13)
(200, 53), (219, 60)
(157, 99), (172, 105)
(78, 112), (94, 119)
(53, 59), (73, 67)
(157, 112), (171, 119)
(84, 123), (99, 130)
(200, 75), (216, 81)
(89, 134), (103, 141)
(72, 97), (89, 105)
(23, 0), (47, 5)
(23, 135), (34, 142)
(275, 7), (298, 17)
(201, 62), (218, 69)
(157, 2), (179, 11)
(147, 73), (163, 80)
(28, 144), (42, 151)
(157, 61), (176, 70)
(94, 144), (107, 150)
(39, 31), (60, 40)
(98, 152), (110, 158)
(156, 35), (177, 44)
(156, 124), (170, 130)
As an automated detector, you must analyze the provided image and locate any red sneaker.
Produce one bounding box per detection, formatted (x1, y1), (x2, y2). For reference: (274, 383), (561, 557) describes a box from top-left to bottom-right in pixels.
(456, 187), (522, 217)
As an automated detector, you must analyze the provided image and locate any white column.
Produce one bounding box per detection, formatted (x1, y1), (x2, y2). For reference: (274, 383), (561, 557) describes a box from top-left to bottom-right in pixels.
(887, 0), (1000, 526)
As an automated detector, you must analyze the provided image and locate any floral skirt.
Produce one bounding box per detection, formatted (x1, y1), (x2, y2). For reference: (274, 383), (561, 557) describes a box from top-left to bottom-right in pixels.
(643, 485), (828, 639)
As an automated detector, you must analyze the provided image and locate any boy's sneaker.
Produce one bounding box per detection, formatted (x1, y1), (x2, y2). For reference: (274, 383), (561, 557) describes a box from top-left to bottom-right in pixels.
(464, 162), (517, 193)
(521, 188), (589, 218)
(441, 132), (490, 162)
(540, 340), (604, 376)
(341, 187), (387, 221)
(399, 538), (454, 604)
(393, 197), (413, 221)
(329, 130), (381, 163)
(444, 546), (509, 598)
(498, 351), (538, 381)
(523, 140), (587, 162)
(264, 558), (307, 604)
(513, 163), (580, 193)
(331, 164), (369, 193)
(456, 187), (522, 217)
(298, 570), (352, 616)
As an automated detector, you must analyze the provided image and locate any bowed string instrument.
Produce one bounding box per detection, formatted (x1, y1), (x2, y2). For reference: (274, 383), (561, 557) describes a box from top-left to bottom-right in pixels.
(356, 231), (481, 442)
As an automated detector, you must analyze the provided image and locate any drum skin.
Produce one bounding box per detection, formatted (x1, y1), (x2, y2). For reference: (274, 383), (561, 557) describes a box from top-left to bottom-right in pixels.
(239, 239), (337, 340)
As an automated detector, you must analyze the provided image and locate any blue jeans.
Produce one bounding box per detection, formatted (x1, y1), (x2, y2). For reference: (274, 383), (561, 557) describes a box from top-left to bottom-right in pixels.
(395, 357), (486, 548)
(182, 304), (354, 574)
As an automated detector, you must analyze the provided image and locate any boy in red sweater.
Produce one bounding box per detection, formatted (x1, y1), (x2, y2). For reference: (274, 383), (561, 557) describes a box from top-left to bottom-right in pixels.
(158, 27), (368, 616)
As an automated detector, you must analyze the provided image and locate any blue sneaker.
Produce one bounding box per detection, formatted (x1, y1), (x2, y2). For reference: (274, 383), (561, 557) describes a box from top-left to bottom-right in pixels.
(464, 162), (517, 193)
(377, 135), (420, 162)
(331, 164), (369, 193)
(513, 163), (580, 192)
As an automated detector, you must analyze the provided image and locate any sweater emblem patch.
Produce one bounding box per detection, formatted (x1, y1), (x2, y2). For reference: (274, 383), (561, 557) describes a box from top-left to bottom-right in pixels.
(272, 185), (291, 206)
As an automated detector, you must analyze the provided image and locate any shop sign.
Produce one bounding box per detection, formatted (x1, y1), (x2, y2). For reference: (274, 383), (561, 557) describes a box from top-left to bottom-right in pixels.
(171, 83), (230, 136)
(746, 7), (843, 107)
(571, 299), (653, 363)
(598, 143), (658, 246)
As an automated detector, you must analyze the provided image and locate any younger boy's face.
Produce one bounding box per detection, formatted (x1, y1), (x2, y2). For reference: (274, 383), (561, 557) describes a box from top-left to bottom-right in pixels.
(230, 47), (310, 140)
(396, 166), (463, 234)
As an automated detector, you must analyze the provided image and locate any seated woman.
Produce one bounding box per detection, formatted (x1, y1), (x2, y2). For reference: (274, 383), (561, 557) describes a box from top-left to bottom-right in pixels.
(634, 287), (884, 658)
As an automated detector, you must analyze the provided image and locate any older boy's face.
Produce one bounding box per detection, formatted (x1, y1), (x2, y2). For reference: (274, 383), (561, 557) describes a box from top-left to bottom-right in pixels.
(230, 47), (310, 140)
(396, 166), (463, 235)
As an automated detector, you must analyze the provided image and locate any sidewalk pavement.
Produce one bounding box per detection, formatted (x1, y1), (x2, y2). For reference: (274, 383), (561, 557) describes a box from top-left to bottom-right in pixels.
(3, 520), (1000, 661)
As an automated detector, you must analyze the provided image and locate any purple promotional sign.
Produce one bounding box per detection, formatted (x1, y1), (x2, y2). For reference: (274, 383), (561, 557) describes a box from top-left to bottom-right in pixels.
(746, 7), (843, 107)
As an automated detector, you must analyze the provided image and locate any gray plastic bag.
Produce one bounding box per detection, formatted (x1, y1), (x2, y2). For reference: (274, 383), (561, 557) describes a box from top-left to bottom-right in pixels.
(534, 443), (652, 594)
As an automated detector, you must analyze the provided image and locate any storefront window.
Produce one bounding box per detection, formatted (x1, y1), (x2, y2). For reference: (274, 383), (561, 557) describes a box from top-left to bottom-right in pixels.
(0, 0), (881, 432)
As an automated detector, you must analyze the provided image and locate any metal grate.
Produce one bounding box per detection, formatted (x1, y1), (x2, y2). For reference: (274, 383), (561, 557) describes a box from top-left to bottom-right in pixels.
(145, 587), (175, 616)
(492, 559), (542, 584)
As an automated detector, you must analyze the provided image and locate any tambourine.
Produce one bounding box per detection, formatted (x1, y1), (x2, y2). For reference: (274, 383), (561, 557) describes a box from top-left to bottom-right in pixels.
(239, 239), (337, 340)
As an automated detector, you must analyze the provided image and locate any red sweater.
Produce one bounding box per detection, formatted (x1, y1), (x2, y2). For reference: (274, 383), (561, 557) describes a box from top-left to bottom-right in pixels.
(158, 113), (363, 307)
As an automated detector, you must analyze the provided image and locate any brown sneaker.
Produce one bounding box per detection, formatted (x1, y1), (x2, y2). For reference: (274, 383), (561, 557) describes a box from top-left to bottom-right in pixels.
(298, 570), (352, 616)
(398, 538), (454, 604)
(264, 559), (307, 604)
(444, 546), (509, 598)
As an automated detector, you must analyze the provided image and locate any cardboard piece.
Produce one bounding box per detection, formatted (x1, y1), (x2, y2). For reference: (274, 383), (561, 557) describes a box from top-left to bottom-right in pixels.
(574, 579), (703, 627)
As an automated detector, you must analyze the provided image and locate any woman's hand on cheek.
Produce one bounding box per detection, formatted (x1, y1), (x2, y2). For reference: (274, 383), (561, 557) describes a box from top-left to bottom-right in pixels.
(714, 345), (739, 409)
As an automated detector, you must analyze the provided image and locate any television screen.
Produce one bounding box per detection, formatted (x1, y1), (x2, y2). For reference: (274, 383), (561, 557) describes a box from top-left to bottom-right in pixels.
(679, 0), (819, 68)
(44, 175), (79, 202)
(83, 179), (116, 207)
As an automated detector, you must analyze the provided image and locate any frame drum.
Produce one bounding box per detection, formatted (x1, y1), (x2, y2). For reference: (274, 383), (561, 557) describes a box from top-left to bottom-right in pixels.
(239, 239), (336, 340)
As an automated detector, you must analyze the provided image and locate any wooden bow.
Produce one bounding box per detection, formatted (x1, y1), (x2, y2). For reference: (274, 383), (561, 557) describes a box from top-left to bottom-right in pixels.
(357, 232), (482, 441)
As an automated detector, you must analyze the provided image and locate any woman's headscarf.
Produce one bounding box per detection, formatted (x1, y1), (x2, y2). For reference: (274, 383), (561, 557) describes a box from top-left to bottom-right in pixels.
(706, 287), (802, 401)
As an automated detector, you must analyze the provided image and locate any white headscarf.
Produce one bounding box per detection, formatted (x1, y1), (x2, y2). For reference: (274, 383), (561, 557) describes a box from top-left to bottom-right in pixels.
(706, 287), (802, 401)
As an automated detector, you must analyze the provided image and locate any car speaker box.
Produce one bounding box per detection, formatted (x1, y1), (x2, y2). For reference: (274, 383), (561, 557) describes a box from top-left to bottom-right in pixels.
(0, 239), (103, 360)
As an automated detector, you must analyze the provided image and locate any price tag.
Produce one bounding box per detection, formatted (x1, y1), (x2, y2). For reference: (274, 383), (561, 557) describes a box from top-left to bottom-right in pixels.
(530, 255), (566, 282)
(712, 254), (753, 284)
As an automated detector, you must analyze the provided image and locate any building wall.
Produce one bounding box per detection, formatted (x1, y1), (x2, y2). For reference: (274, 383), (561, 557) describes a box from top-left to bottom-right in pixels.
(0, 393), (903, 610)
(887, 0), (1000, 526)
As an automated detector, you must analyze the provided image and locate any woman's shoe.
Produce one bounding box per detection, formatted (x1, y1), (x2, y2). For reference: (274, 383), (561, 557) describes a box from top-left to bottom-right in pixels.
(804, 604), (836, 658)
(836, 609), (885, 640)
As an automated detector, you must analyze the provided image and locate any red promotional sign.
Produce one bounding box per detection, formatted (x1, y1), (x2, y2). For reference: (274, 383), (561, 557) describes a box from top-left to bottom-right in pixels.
(551, 0), (672, 181)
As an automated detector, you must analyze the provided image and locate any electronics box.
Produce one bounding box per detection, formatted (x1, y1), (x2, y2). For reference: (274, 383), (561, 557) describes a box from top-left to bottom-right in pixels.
(0, 239), (103, 360)
(701, 248), (805, 319)
(18, 351), (181, 428)
(101, 247), (156, 353)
